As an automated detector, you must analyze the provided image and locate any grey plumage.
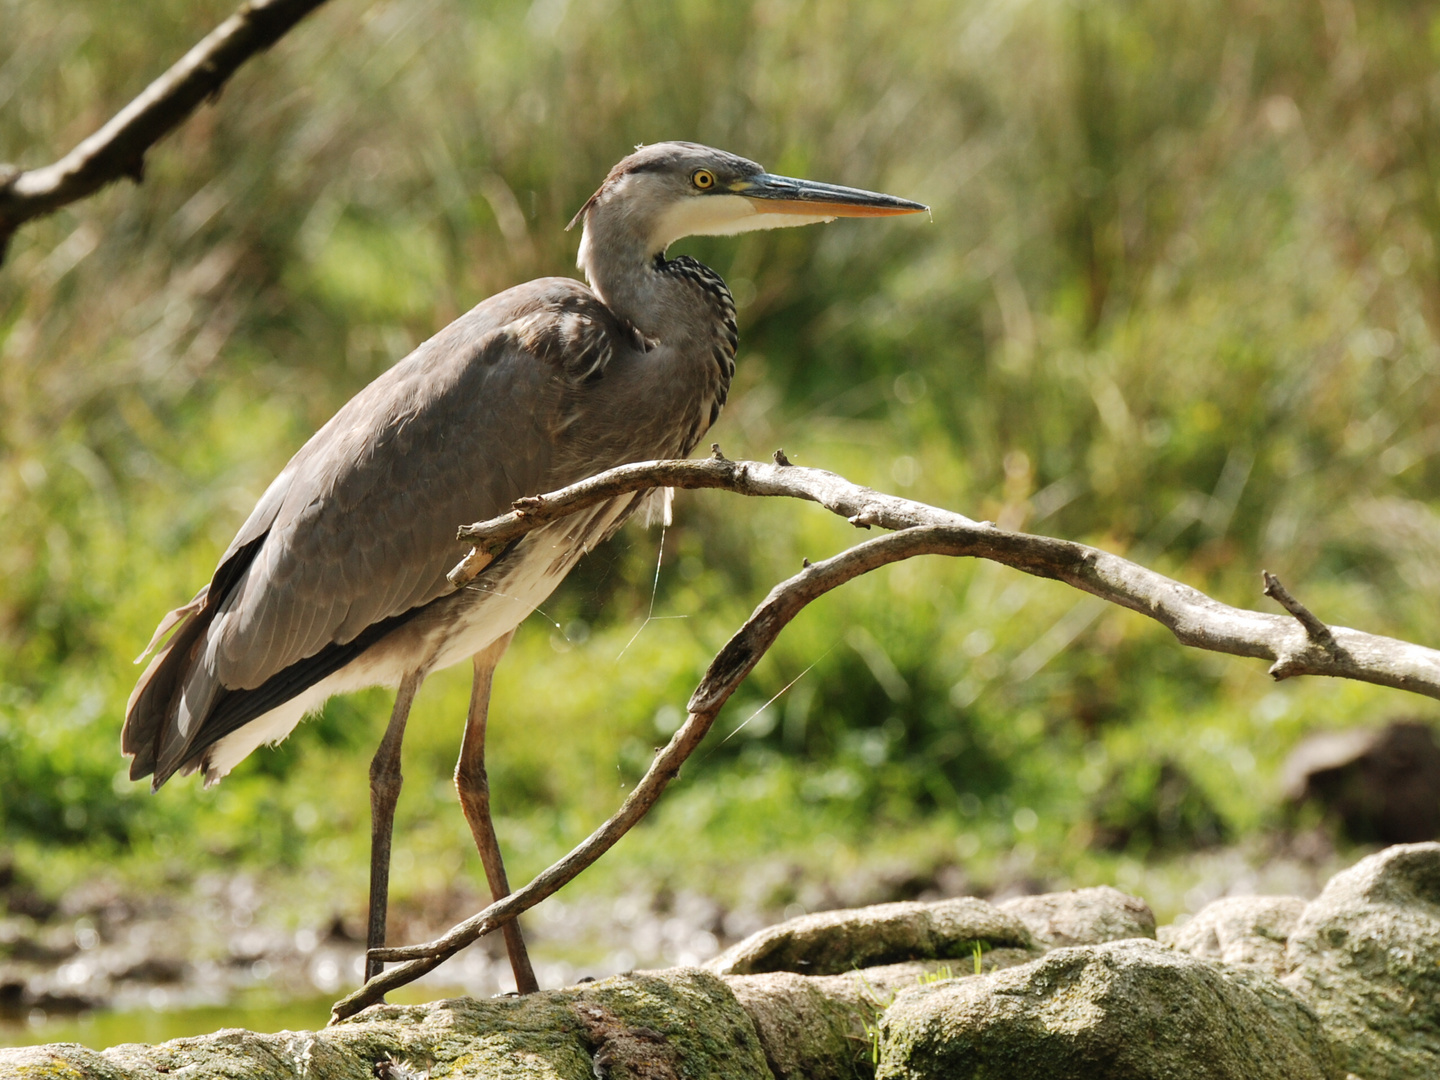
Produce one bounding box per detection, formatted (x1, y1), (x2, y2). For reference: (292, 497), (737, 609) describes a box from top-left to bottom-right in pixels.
(122, 141), (925, 990)
(126, 279), (710, 785)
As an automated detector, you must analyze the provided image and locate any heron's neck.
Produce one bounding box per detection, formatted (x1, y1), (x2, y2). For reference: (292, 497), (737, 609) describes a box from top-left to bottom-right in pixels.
(577, 220), (737, 442)
(578, 224), (707, 342)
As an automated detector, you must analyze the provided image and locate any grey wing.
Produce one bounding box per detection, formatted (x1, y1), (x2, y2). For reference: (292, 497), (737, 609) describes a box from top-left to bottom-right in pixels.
(126, 280), (625, 783)
(210, 323), (560, 693)
(214, 289), (630, 686)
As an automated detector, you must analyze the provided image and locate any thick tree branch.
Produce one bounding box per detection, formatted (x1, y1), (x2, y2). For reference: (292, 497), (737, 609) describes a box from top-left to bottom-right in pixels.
(447, 448), (978, 586)
(451, 454), (1440, 699)
(0, 0), (331, 261)
(329, 454), (1440, 1019)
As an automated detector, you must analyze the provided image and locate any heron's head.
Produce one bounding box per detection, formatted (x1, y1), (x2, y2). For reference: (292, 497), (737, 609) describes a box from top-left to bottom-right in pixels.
(570, 142), (927, 281)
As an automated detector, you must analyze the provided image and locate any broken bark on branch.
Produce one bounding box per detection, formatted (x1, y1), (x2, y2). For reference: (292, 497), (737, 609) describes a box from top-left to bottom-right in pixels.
(452, 452), (1440, 700)
(0, 0), (331, 261)
(329, 452), (1440, 1020)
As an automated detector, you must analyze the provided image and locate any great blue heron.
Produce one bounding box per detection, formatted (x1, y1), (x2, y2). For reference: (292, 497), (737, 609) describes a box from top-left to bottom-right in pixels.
(123, 142), (926, 993)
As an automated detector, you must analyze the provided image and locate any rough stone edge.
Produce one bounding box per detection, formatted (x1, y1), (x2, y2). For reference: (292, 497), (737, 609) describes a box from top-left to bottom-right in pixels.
(706, 896), (1036, 976)
(0, 969), (772, 1080)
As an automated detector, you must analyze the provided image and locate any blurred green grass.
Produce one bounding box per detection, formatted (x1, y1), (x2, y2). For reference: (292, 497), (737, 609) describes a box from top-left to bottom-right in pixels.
(3, 0), (1440, 918)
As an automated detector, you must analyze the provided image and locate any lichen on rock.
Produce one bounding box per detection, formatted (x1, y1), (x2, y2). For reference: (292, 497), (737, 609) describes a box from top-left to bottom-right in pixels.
(1161, 894), (1305, 977)
(875, 939), (1339, 1080)
(705, 897), (1034, 977)
(1283, 842), (1440, 1080)
(998, 885), (1156, 948)
(0, 968), (772, 1080)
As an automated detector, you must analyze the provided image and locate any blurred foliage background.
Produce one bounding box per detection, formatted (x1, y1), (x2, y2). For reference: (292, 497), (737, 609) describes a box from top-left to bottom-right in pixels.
(3, 0), (1440, 924)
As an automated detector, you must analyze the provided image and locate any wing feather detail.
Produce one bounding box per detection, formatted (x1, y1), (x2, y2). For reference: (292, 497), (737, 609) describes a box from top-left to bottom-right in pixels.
(124, 279), (631, 784)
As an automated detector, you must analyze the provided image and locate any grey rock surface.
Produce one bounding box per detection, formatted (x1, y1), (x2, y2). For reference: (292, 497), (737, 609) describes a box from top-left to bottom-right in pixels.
(0, 968), (772, 1080)
(999, 885), (1156, 948)
(1283, 841), (1440, 1080)
(875, 939), (1338, 1080)
(8, 848), (1440, 1080)
(723, 957), (1030, 1080)
(1162, 894), (1305, 977)
(705, 897), (1034, 977)
(724, 969), (876, 1080)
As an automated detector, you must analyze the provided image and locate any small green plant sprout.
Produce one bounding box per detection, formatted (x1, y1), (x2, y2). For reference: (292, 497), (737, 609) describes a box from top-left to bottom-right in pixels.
(973, 939), (985, 975)
(863, 1015), (883, 1067)
(856, 961), (976, 1064)
(851, 966), (899, 1067)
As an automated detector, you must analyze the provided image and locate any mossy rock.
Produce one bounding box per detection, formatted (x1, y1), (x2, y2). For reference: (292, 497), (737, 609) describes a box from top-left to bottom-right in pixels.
(0, 969), (772, 1080)
(1161, 895), (1305, 977)
(998, 886), (1156, 948)
(725, 959), (980, 1080)
(706, 897), (1034, 977)
(1283, 842), (1440, 1080)
(875, 940), (1338, 1080)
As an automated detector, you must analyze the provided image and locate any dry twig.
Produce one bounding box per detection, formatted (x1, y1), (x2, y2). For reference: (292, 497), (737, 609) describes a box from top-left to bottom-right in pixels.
(330, 455), (1440, 1020)
(0, 0), (331, 261)
(1261, 569), (1342, 673)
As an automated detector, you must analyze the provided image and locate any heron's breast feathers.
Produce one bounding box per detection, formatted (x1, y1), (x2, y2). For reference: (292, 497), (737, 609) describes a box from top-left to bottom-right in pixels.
(657, 256), (737, 435)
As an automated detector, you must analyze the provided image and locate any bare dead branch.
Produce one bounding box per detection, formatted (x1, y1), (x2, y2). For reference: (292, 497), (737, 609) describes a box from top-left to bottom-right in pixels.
(329, 456), (1440, 1019)
(450, 455), (977, 586)
(450, 455), (1440, 698)
(0, 0), (331, 261)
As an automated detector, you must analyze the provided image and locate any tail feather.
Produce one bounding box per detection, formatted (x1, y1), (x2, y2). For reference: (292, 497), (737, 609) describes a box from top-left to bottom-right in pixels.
(123, 591), (216, 785)
(125, 533), (272, 789)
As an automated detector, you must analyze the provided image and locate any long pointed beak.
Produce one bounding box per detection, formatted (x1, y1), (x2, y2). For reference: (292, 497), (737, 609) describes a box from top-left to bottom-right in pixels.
(734, 173), (928, 218)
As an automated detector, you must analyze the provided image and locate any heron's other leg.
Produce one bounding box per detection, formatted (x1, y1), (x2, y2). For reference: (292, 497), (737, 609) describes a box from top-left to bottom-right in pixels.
(365, 668), (425, 982)
(455, 631), (539, 995)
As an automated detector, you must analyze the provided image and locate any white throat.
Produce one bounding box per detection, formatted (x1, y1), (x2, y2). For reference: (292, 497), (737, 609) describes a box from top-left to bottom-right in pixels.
(649, 194), (836, 249)
(576, 191), (835, 284)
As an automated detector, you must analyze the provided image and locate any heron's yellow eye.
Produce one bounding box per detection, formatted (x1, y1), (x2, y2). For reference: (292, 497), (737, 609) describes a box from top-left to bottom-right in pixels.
(692, 169), (716, 190)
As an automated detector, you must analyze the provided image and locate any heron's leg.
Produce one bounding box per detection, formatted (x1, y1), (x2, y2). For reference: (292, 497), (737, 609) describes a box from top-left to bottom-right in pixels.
(365, 668), (425, 982)
(455, 631), (539, 995)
